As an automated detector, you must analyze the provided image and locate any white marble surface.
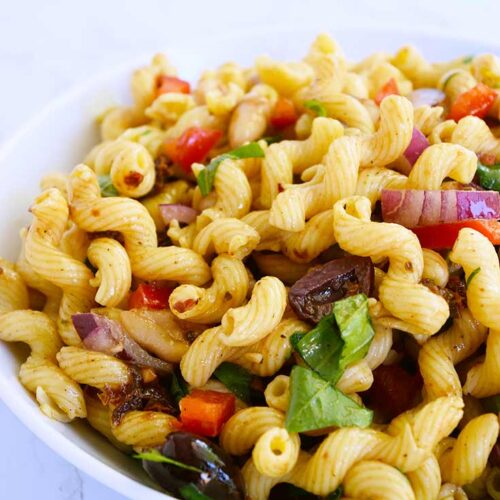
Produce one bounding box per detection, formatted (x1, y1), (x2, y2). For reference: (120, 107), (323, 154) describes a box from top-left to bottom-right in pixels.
(0, 0), (499, 498)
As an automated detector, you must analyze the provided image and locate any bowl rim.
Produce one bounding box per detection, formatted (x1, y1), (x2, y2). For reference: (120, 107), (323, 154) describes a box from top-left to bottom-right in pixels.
(0, 23), (499, 500)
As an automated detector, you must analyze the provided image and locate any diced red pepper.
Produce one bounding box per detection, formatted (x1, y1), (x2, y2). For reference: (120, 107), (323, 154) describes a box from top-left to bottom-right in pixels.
(449, 83), (497, 121)
(128, 284), (173, 310)
(478, 152), (497, 166)
(412, 219), (500, 249)
(366, 364), (422, 422)
(164, 127), (222, 173)
(156, 75), (191, 97)
(270, 97), (298, 128)
(374, 78), (400, 106)
(179, 390), (235, 437)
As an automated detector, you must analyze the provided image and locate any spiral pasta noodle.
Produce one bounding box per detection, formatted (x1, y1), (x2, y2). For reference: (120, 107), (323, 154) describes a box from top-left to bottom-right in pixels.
(69, 164), (210, 286)
(333, 196), (449, 335)
(438, 414), (499, 486)
(3, 33), (500, 500)
(450, 228), (500, 397)
(260, 117), (343, 207)
(85, 139), (156, 198)
(25, 188), (95, 345)
(181, 318), (308, 386)
(168, 255), (249, 324)
(87, 237), (131, 308)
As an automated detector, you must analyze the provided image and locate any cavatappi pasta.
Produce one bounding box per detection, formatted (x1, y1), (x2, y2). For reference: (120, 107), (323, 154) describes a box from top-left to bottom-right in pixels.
(1, 34), (500, 500)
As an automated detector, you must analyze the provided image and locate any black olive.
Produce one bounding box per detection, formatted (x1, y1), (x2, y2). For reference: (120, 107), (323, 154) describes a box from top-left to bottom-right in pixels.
(142, 431), (245, 499)
(288, 256), (374, 323)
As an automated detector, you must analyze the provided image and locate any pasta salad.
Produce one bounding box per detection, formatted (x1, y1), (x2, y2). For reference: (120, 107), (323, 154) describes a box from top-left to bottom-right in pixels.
(1, 33), (500, 499)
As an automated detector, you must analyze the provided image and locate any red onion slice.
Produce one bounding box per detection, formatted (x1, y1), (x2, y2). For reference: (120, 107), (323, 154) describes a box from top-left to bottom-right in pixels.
(404, 128), (429, 167)
(381, 189), (500, 228)
(393, 127), (429, 176)
(159, 204), (198, 225)
(72, 313), (173, 374)
(409, 88), (445, 108)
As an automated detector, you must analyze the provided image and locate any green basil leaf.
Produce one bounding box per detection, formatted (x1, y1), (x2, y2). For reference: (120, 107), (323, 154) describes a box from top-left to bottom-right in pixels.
(333, 294), (375, 373)
(304, 99), (327, 117)
(133, 449), (202, 473)
(197, 142), (265, 196)
(466, 267), (481, 289)
(291, 294), (374, 385)
(171, 371), (189, 404)
(285, 366), (373, 432)
(179, 483), (213, 500)
(326, 486), (344, 499)
(291, 316), (344, 384)
(97, 174), (119, 197)
(477, 161), (500, 191)
(214, 362), (252, 403)
(462, 55), (474, 64)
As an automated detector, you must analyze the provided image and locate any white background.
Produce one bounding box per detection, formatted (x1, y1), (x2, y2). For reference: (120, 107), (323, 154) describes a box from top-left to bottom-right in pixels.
(0, 0), (499, 498)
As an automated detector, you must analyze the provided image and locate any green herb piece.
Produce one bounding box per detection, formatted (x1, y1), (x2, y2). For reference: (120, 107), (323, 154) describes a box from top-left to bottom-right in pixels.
(442, 71), (461, 92)
(262, 134), (283, 145)
(466, 267), (481, 289)
(326, 486), (344, 499)
(477, 161), (500, 191)
(214, 362), (252, 403)
(462, 55), (474, 64)
(197, 142), (265, 196)
(171, 371), (189, 404)
(141, 129), (152, 136)
(285, 366), (373, 432)
(179, 483), (213, 500)
(482, 394), (500, 413)
(291, 294), (374, 385)
(304, 99), (327, 117)
(290, 315), (344, 384)
(333, 294), (375, 373)
(133, 449), (202, 473)
(97, 174), (119, 197)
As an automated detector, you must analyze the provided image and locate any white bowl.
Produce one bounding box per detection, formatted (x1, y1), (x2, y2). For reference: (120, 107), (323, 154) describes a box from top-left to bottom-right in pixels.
(0, 26), (498, 499)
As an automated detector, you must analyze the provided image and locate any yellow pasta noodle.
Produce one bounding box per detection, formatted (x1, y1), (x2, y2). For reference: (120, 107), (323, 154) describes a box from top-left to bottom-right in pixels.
(438, 413), (499, 486)
(25, 189), (95, 345)
(343, 460), (416, 500)
(87, 237), (132, 307)
(85, 139), (156, 198)
(260, 117), (344, 207)
(192, 217), (260, 259)
(419, 309), (487, 401)
(57, 346), (131, 389)
(333, 196), (449, 335)
(221, 276), (286, 347)
(69, 164), (210, 285)
(0, 310), (85, 422)
(449, 228), (500, 397)
(168, 255), (249, 324)
(406, 143), (477, 189)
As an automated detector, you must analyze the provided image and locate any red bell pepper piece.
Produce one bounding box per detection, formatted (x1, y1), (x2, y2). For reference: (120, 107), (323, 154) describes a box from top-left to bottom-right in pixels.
(374, 78), (400, 106)
(412, 219), (500, 249)
(366, 364), (422, 422)
(449, 83), (497, 121)
(164, 127), (222, 173)
(156, 75), (191, 96)
(128, 284), (173, 310)
(179, 390), (235, 437)
(270, 97), (298, 128)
